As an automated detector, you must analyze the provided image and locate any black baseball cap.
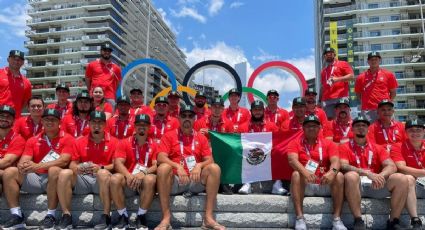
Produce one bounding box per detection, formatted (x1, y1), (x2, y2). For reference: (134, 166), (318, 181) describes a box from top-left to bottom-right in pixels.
(304, 87), (317, 96)
(352, 115), (370, 126)
(228, 88), (241, 96)
(9, 50), (24, 60)
(117, 95), (131, 105)
(180, 105), (195, 114)
(211, 97), (224, 106)
(0, 105), (16, 117)
(267, 90), (279, 97)
(90, 111), (106, 121)
(155, 96), (168, 104)
(56, 83), (70, 92)
(378, 99), (394, 108)
(251, 100), (264, 109)
(195, 91), (207, 98)
(42, 108), (61, 120)
(100, 42), (113, 51)
(368, 51), (381, 60)
(323, 47), (335, 55)
(130, 88), (143, 94)
(76, 91), (91, 100)
(168, 91), (182, 98)
(335, 98), (350, 108)
(134, 114), (151, 124)
(292, 97), (306, 106)
(405, 119), (424, 130)
(303, 115), (321, 125)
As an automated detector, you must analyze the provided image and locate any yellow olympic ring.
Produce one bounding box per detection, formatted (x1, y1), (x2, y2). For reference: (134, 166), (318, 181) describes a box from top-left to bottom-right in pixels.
(149, 86), (200, 109)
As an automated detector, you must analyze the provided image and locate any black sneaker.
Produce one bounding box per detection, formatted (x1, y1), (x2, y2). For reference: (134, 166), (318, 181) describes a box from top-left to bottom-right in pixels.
(220, 184), (233, 195)
(94, 214), (111, 230)
(135, 214), (148, 230)
(411, 217), (423, 230)
(387, 218), (402, 230)
(112, 214), (128, 230)
(353, 217), (366, 230)
(56, 214), (72, 230)
(2, 213), (25, 230)
(40, 214), (56, 230)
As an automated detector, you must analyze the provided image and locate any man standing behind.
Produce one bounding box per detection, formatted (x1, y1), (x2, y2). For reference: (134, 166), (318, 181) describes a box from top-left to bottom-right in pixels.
(193, 91), (211, 121)
(85, 43), (122, 108)
(14, 96), (45, 140)
(149, 97), (179, 144)
(61, 92), (93, 138)
(47, 84), (73, 118)
(0, 50), (32, 118)
(167, 91), (181, 118)
(106, 96), (134, 139)
(129, 88), (154, 118)
(223, 88), (250, 132)
(355, 52), (398, 122)
(320, 47), (354, 120)
(195, 97), (229, 136)
(330, 98), (353, 144)
(264, 90), (289, 128)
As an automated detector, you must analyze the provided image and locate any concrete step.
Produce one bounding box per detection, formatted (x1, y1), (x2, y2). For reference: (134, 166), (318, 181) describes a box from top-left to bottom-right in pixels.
(0, 194), (424, 229)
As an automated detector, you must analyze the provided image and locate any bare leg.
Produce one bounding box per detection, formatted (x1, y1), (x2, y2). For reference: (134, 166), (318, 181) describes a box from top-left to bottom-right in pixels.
(154, 164), (174, 229)
(200, 164), (221, 226)
(110, 173), (126, 210)
(3, 167), (24, 208)
(96, 169), (112, 215)
(344, 171), (361, 218)
(331, 172), (345, 218)
(140, 174), (156, 210)
(290, 171), (306, 217)
(386, 173), (408, 220)
(46, 166), (62, 210)
(56, 169), (77, 215)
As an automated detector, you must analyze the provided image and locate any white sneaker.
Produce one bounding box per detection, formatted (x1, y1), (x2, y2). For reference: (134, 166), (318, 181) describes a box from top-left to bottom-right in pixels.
(238, 183), (252, 194)
(332, 217), (347, 230)
(295, 216), (307, 230)
(271, 180), (288, 195)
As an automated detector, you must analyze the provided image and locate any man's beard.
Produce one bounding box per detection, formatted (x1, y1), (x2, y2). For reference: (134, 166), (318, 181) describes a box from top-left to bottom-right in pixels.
(79, 108), (90, 114)
(338, 111), (348, 119)
(101, 54), (111, 60)
(251, 115), (264, 122)
(94, 130), (100, 134)
(195, 101), (205, 108)
(0, 123), (12, 129)
(355, 134), (366, 138)
(138, 131), (145, 136)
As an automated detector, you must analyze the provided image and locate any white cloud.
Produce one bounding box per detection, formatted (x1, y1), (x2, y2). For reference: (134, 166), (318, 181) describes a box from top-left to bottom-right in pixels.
(199, 33), (206, 40)
(230, 1), (245, 9)
(0, 3), (29, 37)
(209, 0), (224, 16)
(157, 8), (178, 34)
(171, 6), (207, 23)
(252, 48), (280, 62)
(253, 72), (301, 94)
(284, 52), (316, 80)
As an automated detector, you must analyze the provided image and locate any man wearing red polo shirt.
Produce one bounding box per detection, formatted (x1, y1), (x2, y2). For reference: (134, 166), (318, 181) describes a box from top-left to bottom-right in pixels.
(110, 114), (158, 230)
(85, 43), (122, 108)
(288, 115), (346, 230)
(367, 100), (406, 152)
(0, 105), (26, 195)
(355, 51), (398, 122)
(0, 50), (32, 118)
(56, 111), (117, 230)
(2, 109), (74, 230)
(329, 98), (353, 144)
(304, 88), (328, 122)
(106, 96), (134, 139)
(193, 91), (211, 121)
(320, 47), (354, 120)
(167, 91), (181, 118)
(340, 116), (408, 230)
(390, 119), (425, 230)
(264, 90), (289, 127)
(223, 88), (250, 132)
(13, 96), (45, 140)
(47, 84), (73, 118)
(61, 92), (94, 138)
(195, 97), (229, 136)
(149, 96), (179, 144)
(129, 88), (154, 118)
(155, 105), (224, 230)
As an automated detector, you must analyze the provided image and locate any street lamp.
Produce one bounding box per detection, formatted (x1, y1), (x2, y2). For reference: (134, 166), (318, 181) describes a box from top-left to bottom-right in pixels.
(412, 0), (425, 63)
(144, 0), (152, 105)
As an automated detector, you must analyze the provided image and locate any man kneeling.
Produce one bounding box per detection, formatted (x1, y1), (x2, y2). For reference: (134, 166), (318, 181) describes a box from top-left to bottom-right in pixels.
(111, 114), (157, 230)
(154, 105), (225, 230)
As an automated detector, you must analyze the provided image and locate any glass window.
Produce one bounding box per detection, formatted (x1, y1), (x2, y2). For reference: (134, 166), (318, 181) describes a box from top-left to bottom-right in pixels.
(390, 15), (400, 21)
(371, 44), (382, 51)
(393, 43), (401, 49)
(369, 30), (381, 36)
(369, 16), (379, 23)
(390, 2), (400, 7)
(398, 116), (407, 122)
(368, 3), (379, 9)
(394, 71), (404, 79)
(392, 29), (401, 35)
(416, 85), (423, 92)
(394, 57), (403, 64)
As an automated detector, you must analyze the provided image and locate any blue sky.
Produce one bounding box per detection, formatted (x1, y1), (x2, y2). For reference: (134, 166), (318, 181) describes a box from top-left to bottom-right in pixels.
(0, 0), (316, 109)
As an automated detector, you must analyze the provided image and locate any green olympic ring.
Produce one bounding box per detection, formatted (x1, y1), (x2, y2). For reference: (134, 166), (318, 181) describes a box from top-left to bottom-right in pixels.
(222, 87), (268, 105)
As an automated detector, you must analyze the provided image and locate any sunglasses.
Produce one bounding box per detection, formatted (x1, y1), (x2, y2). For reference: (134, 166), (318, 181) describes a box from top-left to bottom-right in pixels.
(156, 103), (168, 107)
(180, 113), (195, 119)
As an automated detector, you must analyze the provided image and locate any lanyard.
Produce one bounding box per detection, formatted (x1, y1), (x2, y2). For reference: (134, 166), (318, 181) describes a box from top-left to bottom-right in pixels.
(381, 122), (396, 143)
(115, 119), (129, 137)
(249, 123), (266, 133)
(337, 121), (351, 138)
(405, 142), (425, 169)
(325, 61), (337, 84)
(30, 118), (41, 136)
(351, 140), (373, 169)
(74, 117), (87, 137)
(363, 69), (379, 91)
(227, 109), (241, 123)
(134, 138), (150, 167)
(1, 131), (15, 148)
(304, 139), (323, 163)
(44, 134), (59, 150)
(154, 120), (165, 138)
(179, 131), (195, 160)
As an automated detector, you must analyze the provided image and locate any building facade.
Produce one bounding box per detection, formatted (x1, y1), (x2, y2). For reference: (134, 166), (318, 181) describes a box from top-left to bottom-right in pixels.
(315, 0), (425, 121)
(25, 0), (188, 104)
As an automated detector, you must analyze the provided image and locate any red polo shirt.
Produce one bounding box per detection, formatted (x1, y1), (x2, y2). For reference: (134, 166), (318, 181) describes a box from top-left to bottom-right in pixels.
(0, 67), (32, 117)
(339, 141), (389, 174)
(264, 107), (289, 127)
(157, 130), (211, 174)
(355, 68), (398, 110)
(390, 141), (425, 169)
(288, 137), (338, 178)
(47, 101), (73, 118)
(129, 105), (154, 118)
(239, 121), (279, 133)
(148, 115), (179, 143)
(194, 117), (228, 133)
(106, 116), (134, 139)
(13, 116), (43, 140)
(0, 130), (25, 159)
(222, 107), (250, 131)
(95, 102), (113, 114)
(320, 60), (354, 100)
(23, 131), (75, 174)
(85, 60), (121, 100)
(168, 106), (180, 118)
(71, 132), (117, 165)
(330, 119), (353, 144)
(194, 107), (211, 121)
(367, 120), (406, 149)
(114, 136), (157, 173)
(61, 114), (90, 138)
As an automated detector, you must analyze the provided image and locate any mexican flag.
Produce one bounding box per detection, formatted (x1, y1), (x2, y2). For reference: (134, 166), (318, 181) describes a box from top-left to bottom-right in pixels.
(210, 131), (300, 184)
